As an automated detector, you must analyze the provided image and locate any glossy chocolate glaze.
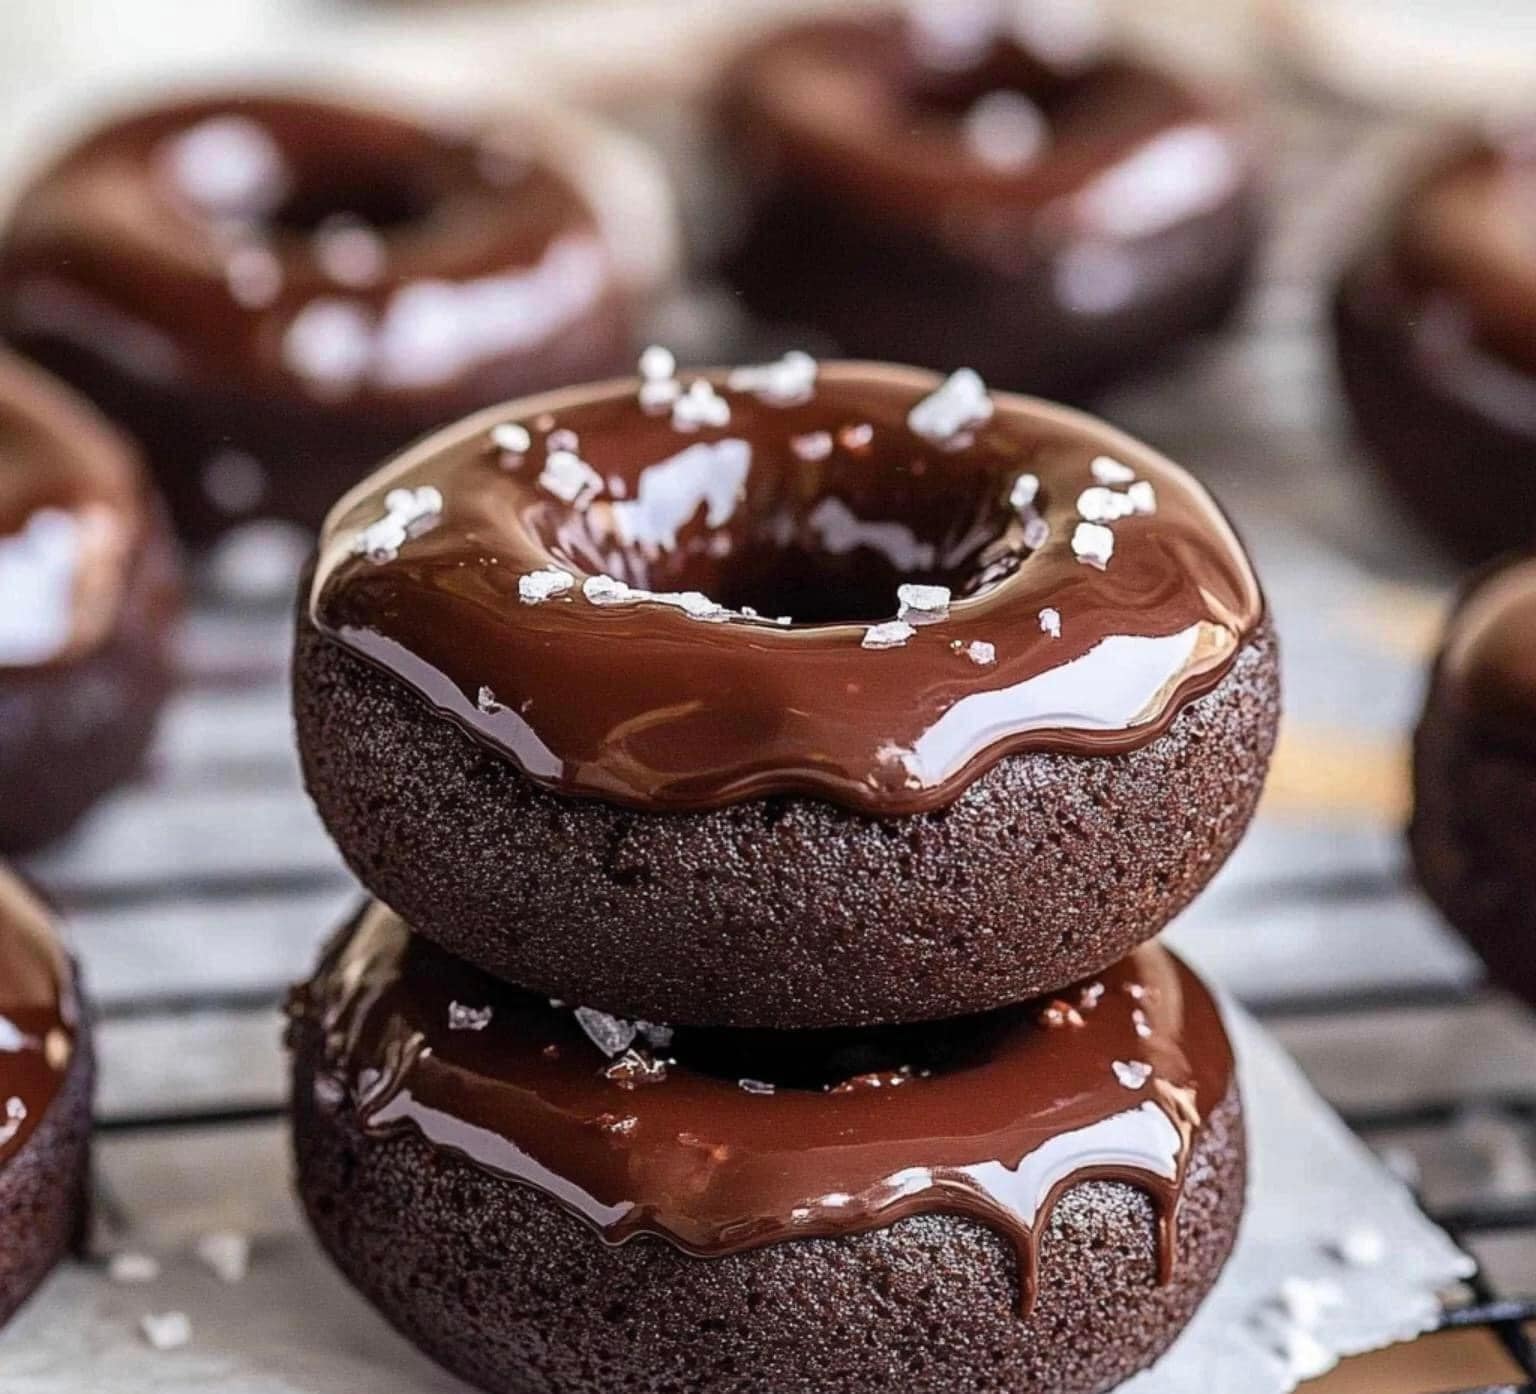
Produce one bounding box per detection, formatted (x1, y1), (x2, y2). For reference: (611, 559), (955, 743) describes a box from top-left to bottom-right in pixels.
(310, 362), (1262, 815)
(0, 350), (147, 668)
(724, 13), (1250, 236)
(0, 94), (636, 538)
(0, 869), (78, 1169)
(1436, 556), (1536, 753)
(293, 902), (1234, 1314)
(1393, 138), (1536, 379)
(717, 13), (1258, 398)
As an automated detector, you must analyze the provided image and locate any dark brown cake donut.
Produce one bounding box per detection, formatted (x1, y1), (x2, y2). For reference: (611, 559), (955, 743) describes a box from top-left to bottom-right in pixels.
(716, 11), (1261, 400)
(0, 868), (93, 1328)
(1413, 554), (1536, 1006)
(1334, 134), (1536, 564)
(0, 351), (179, 854)
(295, 360), (1277, 1028)
(0, 92), (675, 542)
(290, 904), (1244, 1394)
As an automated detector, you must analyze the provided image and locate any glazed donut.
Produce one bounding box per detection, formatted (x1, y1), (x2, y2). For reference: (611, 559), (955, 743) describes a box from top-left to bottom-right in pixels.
(1413, 553), (1536, 1007)
(0, 350), (178, 854)
(0, 92), (676, 542)
(1334, 135), (1536, 563)
(294, 358), (1278, 1028)
(290, 903), (1243, 1394)
(0, 867), (93, 1328)
(716, 11), (1261, 400)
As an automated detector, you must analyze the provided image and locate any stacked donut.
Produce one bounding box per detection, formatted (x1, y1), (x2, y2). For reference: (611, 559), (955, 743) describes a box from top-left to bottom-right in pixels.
(286, 357), (1280, 1394)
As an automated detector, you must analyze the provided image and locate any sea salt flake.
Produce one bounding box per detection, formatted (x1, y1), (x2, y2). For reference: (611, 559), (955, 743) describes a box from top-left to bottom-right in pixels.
(654, 590), (729, 622)
(605, 1049), (668, 1089)
(1127, 480), (1158, 515)
(1009, 473), (1040, 510)
(1071, 521), (1115, 568)
(546, 428), (580, 454)
(539, 450), (603, 507)
(476, 686), (503, 714)
(1041, 1000), (1086, 1029)
(1077, 485), (1137, 523)
(672, 379), (731, 431)
(637, 1021), (674, 1050)
(140, 1311), (192, 1351)
(519, 568), (574, 604)
(353, 485), (443, 563)
(313, 215), (387, 288)
(1090, 454), (1136, 485)
(0, 1095), (24, 1145)
(862, 620), (915, 650)
(738, 1078), (777, 1096)
(491, 422), (531, 456)
(638, 344), (676, 381)
(1113, 1059), (1153, 1090)
(1039, 607), (1062, 639)
(792, 430), (834, 462)
(965, 90), (1049, 170)
(639, 377), (682, 412)
(907, 368), (994, 446)
(574, 1007), (638, 1058)
(1335, 1225), (1386, 1268)
(1023, 515), (1051, 550)
(727, 350), (818, 405)
(195, 1230), (250, 1285)
(583, 575), (638, 606)
(897, 583), (952, 622)
(1132, 1008), (1152, 1039)
(109, 1252), (161, 1285)
(1272, 1324), (1333, 1382)
(1277, 1277), (1344, 1328)
(449, 1002), (494, 1032)
(965, 640), (996, 665)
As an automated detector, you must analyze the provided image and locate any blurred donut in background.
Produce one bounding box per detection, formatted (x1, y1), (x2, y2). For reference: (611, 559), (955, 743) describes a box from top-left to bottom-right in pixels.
(0, 91), (679, 544)
(1413, 553), (1536, 1008)
(1334, 133), (1536, 565)
(715, 2), (1262, 401)
(0, 350), (178, 855)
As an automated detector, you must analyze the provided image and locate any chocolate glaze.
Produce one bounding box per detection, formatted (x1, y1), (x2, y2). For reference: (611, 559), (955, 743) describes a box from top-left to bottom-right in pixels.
(1393, 138), (1536, 379)
(310, 362), (1262, 815)
(718, 14), (1260, 399)
(0, 350), (150, 669)
(293, 902), (1234, 1315)
(0, 93), (638, 539)
(0, 869), (78, 1169)
(1434, 556), (1536, 754)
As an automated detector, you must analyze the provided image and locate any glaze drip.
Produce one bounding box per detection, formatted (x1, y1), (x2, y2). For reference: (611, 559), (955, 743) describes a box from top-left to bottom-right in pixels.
(0, 868), (78, 1167)
(293, 903), (1236, 1315)
(310, 362), (1263, 815)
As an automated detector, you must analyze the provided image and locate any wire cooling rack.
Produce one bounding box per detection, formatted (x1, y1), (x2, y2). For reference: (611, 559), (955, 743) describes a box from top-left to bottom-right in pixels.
(6, 18), (1536, 1390)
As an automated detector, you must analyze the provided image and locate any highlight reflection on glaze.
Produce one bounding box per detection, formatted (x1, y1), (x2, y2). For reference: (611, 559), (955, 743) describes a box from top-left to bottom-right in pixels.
(310, 363), (1262, 815)
(0, 869), (77, 1167)
(295, 903), (1235, 1314)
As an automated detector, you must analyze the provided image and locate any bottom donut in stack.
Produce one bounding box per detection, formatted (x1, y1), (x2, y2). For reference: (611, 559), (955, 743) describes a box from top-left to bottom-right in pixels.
(288, 905), (1243, 1394)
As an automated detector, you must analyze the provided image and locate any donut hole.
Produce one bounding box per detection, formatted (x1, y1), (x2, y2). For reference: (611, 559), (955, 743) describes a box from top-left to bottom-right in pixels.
(269, 172), (442, 235)
(665, 1006), (1016, 1093)
(547, 441), (1031, 626)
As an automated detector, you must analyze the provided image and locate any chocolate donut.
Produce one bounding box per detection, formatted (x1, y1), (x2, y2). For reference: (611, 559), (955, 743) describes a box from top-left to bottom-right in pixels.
(290, 902), (1244, 1394)
(0, 868), (93, 1328)
(294, 359), (1278, 1028)
(0, 93), (675, 542)
(1334, 135), (1536, 563)
(1413, 554), (1536, 1006)
(716, 12), (1261, 400)
(0, 351), (178, 854)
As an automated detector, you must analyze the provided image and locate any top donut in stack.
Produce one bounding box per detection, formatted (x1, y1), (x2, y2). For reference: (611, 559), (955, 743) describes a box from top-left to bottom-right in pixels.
(293, 356), (1278, 1030)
